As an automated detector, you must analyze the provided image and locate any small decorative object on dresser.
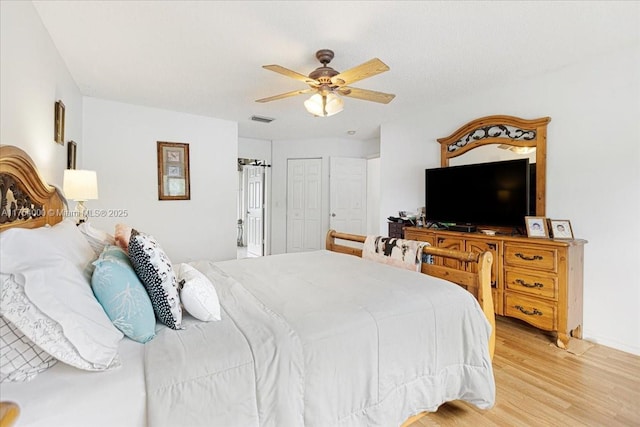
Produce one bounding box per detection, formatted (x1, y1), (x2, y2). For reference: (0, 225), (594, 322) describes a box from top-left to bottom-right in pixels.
(525, 216), (549, 238)
(54, 100), (65, 144)
(549, 219), (574, 239)
(157, 141), (190, 200)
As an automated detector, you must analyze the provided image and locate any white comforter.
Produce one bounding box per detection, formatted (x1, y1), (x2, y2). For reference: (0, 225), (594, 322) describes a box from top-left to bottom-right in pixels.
(145, 250), (495, 427)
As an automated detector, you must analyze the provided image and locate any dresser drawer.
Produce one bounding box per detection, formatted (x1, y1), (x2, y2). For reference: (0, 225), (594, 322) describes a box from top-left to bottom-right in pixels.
(505, 269), (557, 300)
(504, 244), (557, 272)
(505, 293), (556, 331)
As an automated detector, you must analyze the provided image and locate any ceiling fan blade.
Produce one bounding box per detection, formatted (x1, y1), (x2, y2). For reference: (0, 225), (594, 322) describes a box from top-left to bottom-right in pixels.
(255, 88), (314, 103)
(338, 87), (395, 104)
(262, 65), (319, 85)
(331, 58), (390, 86)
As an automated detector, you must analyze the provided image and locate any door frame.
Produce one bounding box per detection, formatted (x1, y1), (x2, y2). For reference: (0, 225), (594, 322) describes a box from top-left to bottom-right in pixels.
(238, 158), (271, 256)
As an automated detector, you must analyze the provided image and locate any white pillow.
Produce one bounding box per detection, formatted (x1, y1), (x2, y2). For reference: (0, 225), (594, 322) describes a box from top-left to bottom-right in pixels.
(176, 264), (221, 322)
(77, 222), (116, 256)
(0, 220), (123, 370)
(1, 274), (120, 372)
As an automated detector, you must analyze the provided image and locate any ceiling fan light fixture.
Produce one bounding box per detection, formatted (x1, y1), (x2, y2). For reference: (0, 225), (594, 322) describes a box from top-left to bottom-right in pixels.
(510, 146), (536, 154)
(498, 144), (537, 155)
(304, 93), (344, 117)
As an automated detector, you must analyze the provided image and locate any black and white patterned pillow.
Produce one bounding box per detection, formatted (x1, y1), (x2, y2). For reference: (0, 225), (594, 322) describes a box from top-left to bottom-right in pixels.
(128, 229), (182, 329)
(0, 316), (57, 382)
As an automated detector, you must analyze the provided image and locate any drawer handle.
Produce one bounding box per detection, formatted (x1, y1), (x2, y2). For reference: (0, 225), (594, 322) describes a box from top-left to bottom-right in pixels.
(515, 252), (543, 261)
(515, 305), (543, 316)
(515, 279), (544, 289)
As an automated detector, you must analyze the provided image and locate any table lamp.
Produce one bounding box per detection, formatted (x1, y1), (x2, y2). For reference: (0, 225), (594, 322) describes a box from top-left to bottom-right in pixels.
(63, 169), (98, 224)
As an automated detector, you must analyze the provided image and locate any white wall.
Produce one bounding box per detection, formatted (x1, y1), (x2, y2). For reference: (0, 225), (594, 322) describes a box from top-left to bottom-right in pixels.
(83, 97), (238, 263)
(238, 137), (272, 162)
(380, 45), (640, 354)
(367, 157), (381, 235)
(271, 137), (380, 254)
(0, 1), (83, 186)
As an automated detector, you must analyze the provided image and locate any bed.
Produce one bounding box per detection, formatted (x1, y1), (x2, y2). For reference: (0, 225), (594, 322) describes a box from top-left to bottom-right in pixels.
(0, 145), (495, 427)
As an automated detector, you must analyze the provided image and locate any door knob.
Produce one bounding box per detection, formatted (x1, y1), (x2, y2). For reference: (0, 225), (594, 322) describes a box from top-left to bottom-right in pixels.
(331, 213), (336, 217)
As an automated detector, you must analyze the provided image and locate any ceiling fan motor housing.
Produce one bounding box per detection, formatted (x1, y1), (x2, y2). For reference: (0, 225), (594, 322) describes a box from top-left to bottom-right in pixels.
(309, 49), (340, 86)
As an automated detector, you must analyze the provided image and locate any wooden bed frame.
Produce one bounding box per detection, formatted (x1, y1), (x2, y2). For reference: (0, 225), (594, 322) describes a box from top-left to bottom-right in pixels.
(0, 145), (495, 427)
(327, 230), (495, 427)
(0, 145), (65, 232)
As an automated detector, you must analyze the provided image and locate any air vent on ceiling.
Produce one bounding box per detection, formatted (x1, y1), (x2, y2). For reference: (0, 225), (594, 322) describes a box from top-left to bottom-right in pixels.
(251, 115), (275, 124)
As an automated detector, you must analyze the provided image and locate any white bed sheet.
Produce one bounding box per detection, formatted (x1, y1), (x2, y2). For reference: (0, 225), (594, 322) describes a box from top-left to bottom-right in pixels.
(0, 336), (146, 427)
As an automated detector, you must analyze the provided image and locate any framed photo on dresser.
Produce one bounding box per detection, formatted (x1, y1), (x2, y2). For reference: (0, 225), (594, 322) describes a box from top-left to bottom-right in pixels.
(525, 216), (549, 238)
(549, 219), (574, 239)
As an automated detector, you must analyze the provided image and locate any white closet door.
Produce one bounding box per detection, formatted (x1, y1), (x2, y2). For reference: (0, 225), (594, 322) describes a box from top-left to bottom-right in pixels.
(287, 158), (322, 253)
(329, 157), (367, 236)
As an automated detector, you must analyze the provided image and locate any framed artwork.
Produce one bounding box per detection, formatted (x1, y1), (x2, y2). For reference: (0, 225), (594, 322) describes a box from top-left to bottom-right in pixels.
(67, 140), (77, 169)
(549, 219), (574, 239)
(525, 216), (549, 238)
(157, 141), (190, 200)
(54, 100), (65, 144)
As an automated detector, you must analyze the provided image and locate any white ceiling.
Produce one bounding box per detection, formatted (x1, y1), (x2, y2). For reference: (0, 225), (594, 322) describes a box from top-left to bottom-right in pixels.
(33, 1), (638, 141)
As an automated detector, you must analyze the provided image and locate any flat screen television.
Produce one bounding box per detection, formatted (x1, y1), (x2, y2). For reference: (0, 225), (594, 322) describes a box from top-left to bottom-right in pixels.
(425, 159), (533, 228)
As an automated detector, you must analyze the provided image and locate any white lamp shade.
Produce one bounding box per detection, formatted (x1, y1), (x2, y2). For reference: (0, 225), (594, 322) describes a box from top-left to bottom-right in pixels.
(63, 169), (99, 201)
(304, 93), (344, 117)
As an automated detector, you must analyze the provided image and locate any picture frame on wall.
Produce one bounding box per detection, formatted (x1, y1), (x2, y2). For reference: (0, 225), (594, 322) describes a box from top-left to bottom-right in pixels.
(549, 219), (574, 239)
(525, 216), (549, 238)
(157, 141), (190, 200)
(54, 100), (65, 144)
(67, 140), (77, 169)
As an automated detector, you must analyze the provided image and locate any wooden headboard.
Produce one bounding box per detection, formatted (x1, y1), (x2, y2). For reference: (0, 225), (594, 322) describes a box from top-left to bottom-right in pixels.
(0, 145), (65, 232)
(437, 115), (551, 216)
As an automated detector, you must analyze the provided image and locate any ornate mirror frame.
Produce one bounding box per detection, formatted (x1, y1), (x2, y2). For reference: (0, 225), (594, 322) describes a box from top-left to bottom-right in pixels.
(437, 115), (551, 217)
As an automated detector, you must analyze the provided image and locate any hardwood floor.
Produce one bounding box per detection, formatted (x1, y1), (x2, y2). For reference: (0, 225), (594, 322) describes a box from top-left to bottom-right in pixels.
(410, 316), (640, 427)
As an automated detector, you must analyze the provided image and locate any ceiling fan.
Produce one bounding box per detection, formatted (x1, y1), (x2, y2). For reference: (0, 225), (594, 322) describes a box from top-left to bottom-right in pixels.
(256, 49), (395, 117)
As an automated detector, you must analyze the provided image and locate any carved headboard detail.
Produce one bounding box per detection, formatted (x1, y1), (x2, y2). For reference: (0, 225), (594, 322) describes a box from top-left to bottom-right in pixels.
(437, 115), (551, 216)
(0, 145), (65, 231)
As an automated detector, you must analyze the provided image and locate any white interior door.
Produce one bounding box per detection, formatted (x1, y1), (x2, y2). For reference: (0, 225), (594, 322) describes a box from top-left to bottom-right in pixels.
(246, 165), (264, 256)
(287, 158), (322, 252)
(330, 157), (367, 235)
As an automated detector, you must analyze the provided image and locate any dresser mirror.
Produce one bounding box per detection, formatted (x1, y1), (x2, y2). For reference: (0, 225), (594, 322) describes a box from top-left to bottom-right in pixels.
(437, 115), (551, 217)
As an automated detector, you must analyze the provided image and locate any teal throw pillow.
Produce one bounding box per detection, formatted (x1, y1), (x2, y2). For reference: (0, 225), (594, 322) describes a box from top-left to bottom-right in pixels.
(91, 245), (156, 343)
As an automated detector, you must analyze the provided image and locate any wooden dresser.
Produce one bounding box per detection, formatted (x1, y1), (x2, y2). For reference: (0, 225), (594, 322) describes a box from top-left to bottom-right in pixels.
(404, 227), (586, 348)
